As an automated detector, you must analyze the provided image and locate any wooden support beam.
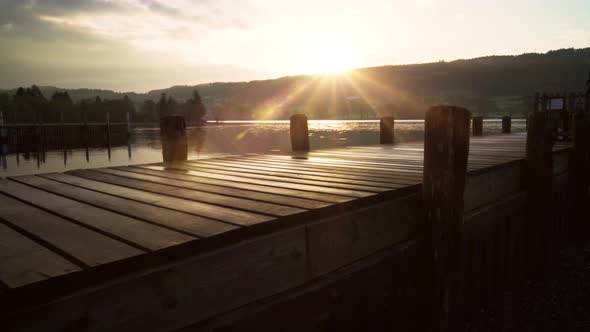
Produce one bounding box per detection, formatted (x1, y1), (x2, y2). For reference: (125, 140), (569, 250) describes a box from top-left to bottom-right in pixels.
(160, 116), (188, 162)
(472, 116), (483, 136)
(290, 114), (310, 152)
(420, 105), (470, 332)
(379, 116), (394, 144)
(524, 111), (554, 275)
(569, 112), (590, 243)
(502, 116), (511, 133)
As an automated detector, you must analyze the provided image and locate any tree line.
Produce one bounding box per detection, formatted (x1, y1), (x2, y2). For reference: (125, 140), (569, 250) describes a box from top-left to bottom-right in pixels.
(0, 85), (207, 124)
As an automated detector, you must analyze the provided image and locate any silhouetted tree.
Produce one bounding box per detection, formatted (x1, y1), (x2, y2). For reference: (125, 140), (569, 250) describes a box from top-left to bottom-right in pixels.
(182, 90), (207, 123)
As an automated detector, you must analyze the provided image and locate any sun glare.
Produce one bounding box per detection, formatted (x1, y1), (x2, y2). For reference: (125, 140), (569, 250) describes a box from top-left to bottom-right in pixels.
(289, 32), (359, 75)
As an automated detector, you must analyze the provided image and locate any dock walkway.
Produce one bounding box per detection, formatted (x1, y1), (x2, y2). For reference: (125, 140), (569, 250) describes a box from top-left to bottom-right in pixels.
(0, 132), (572, 331)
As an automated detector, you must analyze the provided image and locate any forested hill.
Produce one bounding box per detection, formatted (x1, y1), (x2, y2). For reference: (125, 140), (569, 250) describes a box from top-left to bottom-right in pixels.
(2, 48), (590, 120)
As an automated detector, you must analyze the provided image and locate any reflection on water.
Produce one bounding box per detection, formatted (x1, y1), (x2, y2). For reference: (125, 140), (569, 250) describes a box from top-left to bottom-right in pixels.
(0, 119), (526, 177)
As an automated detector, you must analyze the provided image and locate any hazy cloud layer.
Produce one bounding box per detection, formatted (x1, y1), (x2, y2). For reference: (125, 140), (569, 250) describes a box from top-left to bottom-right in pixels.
(0, 0), (589, 92)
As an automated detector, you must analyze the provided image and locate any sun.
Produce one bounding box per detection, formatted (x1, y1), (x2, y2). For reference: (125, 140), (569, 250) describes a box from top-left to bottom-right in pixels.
(289, 32), (360, 75)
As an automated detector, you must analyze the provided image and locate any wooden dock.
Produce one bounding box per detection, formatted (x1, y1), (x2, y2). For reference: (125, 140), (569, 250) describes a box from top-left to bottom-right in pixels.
(0, 129), (577, 331)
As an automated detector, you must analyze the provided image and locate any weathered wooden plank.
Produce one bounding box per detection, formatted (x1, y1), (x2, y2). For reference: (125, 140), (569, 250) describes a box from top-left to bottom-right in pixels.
(260, 153), (517, 172)
(112, 166), (330, 210)
(0, 222), (81, 289)
(0, 192), (145, 266)
(5, 176), (235, 238)
(72, 169), (305, 217)
(200, 157), (424, 182)
(464, 163), (523, 212)
(236, 154), (425, 171)
(160, 163), (375, 198)
(0, 180), (197, 249)
(223, 156), (424, 175)
(133, 165), (354, 203)
(190, 158), (418, 185)
(307, 193), (418, 278)
(6, 227), (309, 332)
(31, 173), (270, 226)
(179, 162), (393, 193)
(183, 160), (402, 189)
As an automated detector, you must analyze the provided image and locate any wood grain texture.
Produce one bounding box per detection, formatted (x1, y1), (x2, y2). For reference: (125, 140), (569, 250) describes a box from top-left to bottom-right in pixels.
(0, 192), (144, 267)
(0, 222), (81, 288)
(10, 175), (237, 237)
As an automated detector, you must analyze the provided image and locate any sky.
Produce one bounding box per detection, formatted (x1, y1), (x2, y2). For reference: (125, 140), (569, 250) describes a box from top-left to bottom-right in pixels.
(1, 0), (589, 92)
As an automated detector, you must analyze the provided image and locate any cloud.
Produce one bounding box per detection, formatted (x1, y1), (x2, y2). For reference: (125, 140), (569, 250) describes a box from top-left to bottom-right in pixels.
(140, 0), (183, 17)
(0, 0), (266, 91)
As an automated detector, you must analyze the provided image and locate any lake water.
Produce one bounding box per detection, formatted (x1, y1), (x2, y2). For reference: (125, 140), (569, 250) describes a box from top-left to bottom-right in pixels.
(0, 119), (526, 177)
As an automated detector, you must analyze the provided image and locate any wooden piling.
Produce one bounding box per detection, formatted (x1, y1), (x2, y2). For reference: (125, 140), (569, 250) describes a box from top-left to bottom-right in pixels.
(105, 112), (111, 144)
(420, 105), (470, 331)
(379, 116), (394, 144)
(290, 114), (310, 152)
(502, 116), (511, 133)
(569, 112), (590, 242)
(524, 111), (554, 275)
(160, 116), (188, 162)
(126, 111), (131, 139)
(0, 111), (6, 156)
(472, 116), (483, 136)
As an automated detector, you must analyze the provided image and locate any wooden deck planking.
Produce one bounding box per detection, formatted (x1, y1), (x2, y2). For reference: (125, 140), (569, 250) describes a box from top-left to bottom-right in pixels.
(0, 133), (572, 308)
(187, 158), (418, 185)
(180, 161), (397, 192)
(10, 175), (238, 237)
(135, 165), (357, 203)
(177, 161), (403, 189)
(200, 157), (425, 182)
(69, 169), (306, 217)
(0, 192), (144, 266)
(0, 179), (197, 250)
(0, 222), (81, 289)
(111, 166), (331, 210)
(30, 174), (270, 226)
(144, 165), (376, 198)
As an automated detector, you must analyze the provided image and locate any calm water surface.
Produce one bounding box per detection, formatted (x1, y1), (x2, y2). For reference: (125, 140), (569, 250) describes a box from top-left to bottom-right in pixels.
(0, 119), (525, 177)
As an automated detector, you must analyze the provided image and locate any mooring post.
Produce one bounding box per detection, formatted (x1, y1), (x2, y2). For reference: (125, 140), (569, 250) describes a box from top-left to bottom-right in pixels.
(0, 111), (6, 153)
(524, 111), (554, 275)
(569, 112), (590, 243)
(420, 105), (470, 332)
(105, 112), (111, 142)
(83, 110), (89, 143)
(126, 111), (131, 139)
(502, 116), (511, 133)
(160, 116), (188, 162)
(379, 116), (394, 144)
(472, 116), (483, 136)
(290, 114), (309, 152)
(59, 110), (67, 152)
